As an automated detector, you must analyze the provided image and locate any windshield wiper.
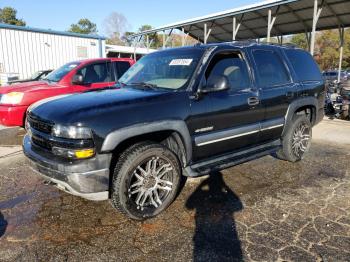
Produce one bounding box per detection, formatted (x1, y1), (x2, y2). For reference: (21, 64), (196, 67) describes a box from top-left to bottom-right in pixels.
(128, 82), (158, 89)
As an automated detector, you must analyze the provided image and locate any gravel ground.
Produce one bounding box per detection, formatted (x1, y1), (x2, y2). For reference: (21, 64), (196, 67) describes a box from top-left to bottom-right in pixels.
(0, 121), (349, 261)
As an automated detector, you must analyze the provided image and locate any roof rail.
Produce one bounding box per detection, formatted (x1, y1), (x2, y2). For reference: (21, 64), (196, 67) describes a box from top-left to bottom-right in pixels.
(261, 42), (298, 48)
(191, 40), (299, 49)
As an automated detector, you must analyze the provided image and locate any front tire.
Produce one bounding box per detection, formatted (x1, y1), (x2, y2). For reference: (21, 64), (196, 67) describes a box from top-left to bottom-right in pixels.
(277, 115), (312, 162)
(110, 142), (182, 220)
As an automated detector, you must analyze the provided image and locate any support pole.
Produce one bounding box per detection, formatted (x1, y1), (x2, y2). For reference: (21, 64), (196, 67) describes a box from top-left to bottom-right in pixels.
(146, 35), (149, 53)
(162, 29), (173, 49)
(182, 28), (185, 46)
(338, 27), (345, 83)
(277, 35), (284, 45)
(204, 23), (212, 44)
(305, 32), (311, 51)
(133, 44), (137, 61)
(267, 9), (277, 42)
(310, 0), (323, 55)
(232, 17), (241, 41)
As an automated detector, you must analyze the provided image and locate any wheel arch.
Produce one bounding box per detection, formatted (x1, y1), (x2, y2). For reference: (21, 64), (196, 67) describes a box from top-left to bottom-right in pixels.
(101, 120), (192, 166)
(282, 97), (318, 136)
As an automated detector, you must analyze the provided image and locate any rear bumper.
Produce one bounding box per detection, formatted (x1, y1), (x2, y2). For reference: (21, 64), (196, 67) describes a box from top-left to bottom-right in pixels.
(0, 105), (27, 126)
(23, 135), (112, 201)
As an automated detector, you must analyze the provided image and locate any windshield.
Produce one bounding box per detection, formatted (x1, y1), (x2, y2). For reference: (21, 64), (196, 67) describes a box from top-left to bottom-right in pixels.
(119, 48), (205, 90)
(45, 62), (80, 82)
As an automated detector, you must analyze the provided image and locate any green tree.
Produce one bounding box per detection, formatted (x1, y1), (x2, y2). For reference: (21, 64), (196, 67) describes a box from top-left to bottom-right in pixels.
(316, 29), (350, 70)
(138, 25), (161, 48)
(0, 7), (26, 26)
(121, 31), (136, 46)
(289, 33), (309, 50)
(68, 18), (97, 34)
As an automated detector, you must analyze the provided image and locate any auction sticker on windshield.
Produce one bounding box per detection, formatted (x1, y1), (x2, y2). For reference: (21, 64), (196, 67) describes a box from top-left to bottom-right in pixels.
(169, 59), (193, 66)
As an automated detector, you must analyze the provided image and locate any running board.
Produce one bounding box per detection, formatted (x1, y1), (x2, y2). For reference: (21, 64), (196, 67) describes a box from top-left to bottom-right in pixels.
(184, 140), (281, 177)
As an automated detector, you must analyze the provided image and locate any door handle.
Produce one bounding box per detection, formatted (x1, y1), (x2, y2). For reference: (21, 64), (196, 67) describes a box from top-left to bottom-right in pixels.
(248, 97), (260, 106)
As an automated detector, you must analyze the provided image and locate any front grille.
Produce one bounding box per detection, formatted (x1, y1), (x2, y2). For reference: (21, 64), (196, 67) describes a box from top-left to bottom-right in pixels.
(31, 134), (52, 150)
(28, 115), (53, 134)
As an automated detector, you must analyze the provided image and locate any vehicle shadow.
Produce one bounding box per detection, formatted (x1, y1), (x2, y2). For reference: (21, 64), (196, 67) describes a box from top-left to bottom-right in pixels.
(185, 171), (243, 262)
(0, 211), (8, 238)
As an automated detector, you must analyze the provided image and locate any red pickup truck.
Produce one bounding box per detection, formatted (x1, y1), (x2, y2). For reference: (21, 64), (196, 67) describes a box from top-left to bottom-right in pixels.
(0, 58), (135, 127)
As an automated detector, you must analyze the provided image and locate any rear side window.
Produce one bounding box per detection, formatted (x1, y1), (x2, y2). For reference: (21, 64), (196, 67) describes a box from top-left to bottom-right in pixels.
(77, 62), (114, 83)
(252, 49), (290, 87)
(285, 49), (322, 81)
(115, 61), (131, 78)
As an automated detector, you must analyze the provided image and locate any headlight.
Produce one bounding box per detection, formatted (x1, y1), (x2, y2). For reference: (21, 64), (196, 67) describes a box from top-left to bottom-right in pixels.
(52, 125), (92, 139)
(0, 92), (24, 105)
(52, 147), (95, 159)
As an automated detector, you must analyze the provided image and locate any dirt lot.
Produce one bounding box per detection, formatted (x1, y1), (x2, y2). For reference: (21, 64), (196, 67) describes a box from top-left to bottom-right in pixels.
(0, 119), (349, 261)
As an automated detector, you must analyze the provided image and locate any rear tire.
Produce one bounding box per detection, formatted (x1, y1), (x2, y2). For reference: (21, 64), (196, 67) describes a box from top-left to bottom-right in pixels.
(110, 142), (182, 220)
(277, 114), (312, 162)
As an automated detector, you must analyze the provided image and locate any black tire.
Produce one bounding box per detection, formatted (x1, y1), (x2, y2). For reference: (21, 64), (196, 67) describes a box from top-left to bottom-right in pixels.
(277, 114), (312, 162)
(110, 142), (182, 220)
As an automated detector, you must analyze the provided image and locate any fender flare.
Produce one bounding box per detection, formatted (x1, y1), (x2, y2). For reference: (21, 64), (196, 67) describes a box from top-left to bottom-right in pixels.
(282, 97), (319, 136)
(101, 120), (192, 164)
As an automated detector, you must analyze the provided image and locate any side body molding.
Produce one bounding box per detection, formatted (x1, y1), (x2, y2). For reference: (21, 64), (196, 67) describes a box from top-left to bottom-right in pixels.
(282, 97), (319, 136)
(101, 120), (192, 164)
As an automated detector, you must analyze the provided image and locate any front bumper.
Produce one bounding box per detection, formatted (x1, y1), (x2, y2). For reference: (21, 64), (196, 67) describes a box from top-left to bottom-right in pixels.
(0, 105), (28, 126)
(23, 135), (112, 201)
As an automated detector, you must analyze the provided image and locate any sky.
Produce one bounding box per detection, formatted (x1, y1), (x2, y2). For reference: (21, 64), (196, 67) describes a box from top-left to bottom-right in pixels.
(0, 0), (261, 35)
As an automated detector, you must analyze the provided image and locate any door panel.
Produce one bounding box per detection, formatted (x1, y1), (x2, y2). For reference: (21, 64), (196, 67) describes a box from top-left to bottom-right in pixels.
(194, 90), (263, 160)
(250, 48), (299, 142)
(190, 50), (264, 161)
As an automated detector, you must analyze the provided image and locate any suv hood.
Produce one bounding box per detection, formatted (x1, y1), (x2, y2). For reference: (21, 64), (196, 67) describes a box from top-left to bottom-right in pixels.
(0, 81), (63, 94)
(29, 87), (186, 125)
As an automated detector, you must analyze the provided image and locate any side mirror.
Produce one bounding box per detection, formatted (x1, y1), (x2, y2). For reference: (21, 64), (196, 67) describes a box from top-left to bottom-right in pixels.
(201, 75), (230, 93)
(72, 74), (84, 85)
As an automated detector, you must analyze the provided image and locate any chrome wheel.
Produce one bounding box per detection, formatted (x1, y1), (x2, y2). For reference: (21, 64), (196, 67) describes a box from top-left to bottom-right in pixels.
(128, 157), (174, 211)
(291, 122), (311, 158)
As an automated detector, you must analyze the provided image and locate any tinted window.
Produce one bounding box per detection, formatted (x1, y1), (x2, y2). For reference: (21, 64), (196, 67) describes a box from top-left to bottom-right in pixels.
(253, 50), (290, 87)
(77, 62), (114, 84)
(207, 55), (251, 92)
(285, 49), (322, 81)
(115, 61), (131, 78)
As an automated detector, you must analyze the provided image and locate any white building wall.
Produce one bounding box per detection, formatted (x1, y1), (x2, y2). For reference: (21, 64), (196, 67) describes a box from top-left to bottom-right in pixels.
(0, 28), (105, 79)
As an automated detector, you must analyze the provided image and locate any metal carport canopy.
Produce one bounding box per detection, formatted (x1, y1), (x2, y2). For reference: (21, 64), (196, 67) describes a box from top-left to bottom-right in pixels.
(131, 0), (350, 43)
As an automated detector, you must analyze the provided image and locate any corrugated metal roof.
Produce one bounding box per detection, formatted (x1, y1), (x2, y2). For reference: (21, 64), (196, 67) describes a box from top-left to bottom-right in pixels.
(131, 0), (350, 42)
(0, 23), (106, 40)
(105, 44), (157, 55)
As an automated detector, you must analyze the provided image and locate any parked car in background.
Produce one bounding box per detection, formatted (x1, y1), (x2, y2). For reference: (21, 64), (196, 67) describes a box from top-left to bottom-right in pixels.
(322, 70), (348, 84)
(23, 43), (325, 220)
(8, 70), (53, 85)
(0, 57), (135, 127)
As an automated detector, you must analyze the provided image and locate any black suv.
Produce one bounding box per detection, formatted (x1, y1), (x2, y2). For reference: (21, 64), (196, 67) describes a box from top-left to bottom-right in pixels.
(23, 42), (325, 220)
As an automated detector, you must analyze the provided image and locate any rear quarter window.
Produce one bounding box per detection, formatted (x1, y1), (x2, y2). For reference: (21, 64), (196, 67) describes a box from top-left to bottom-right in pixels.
(285, 49), (322, 81)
